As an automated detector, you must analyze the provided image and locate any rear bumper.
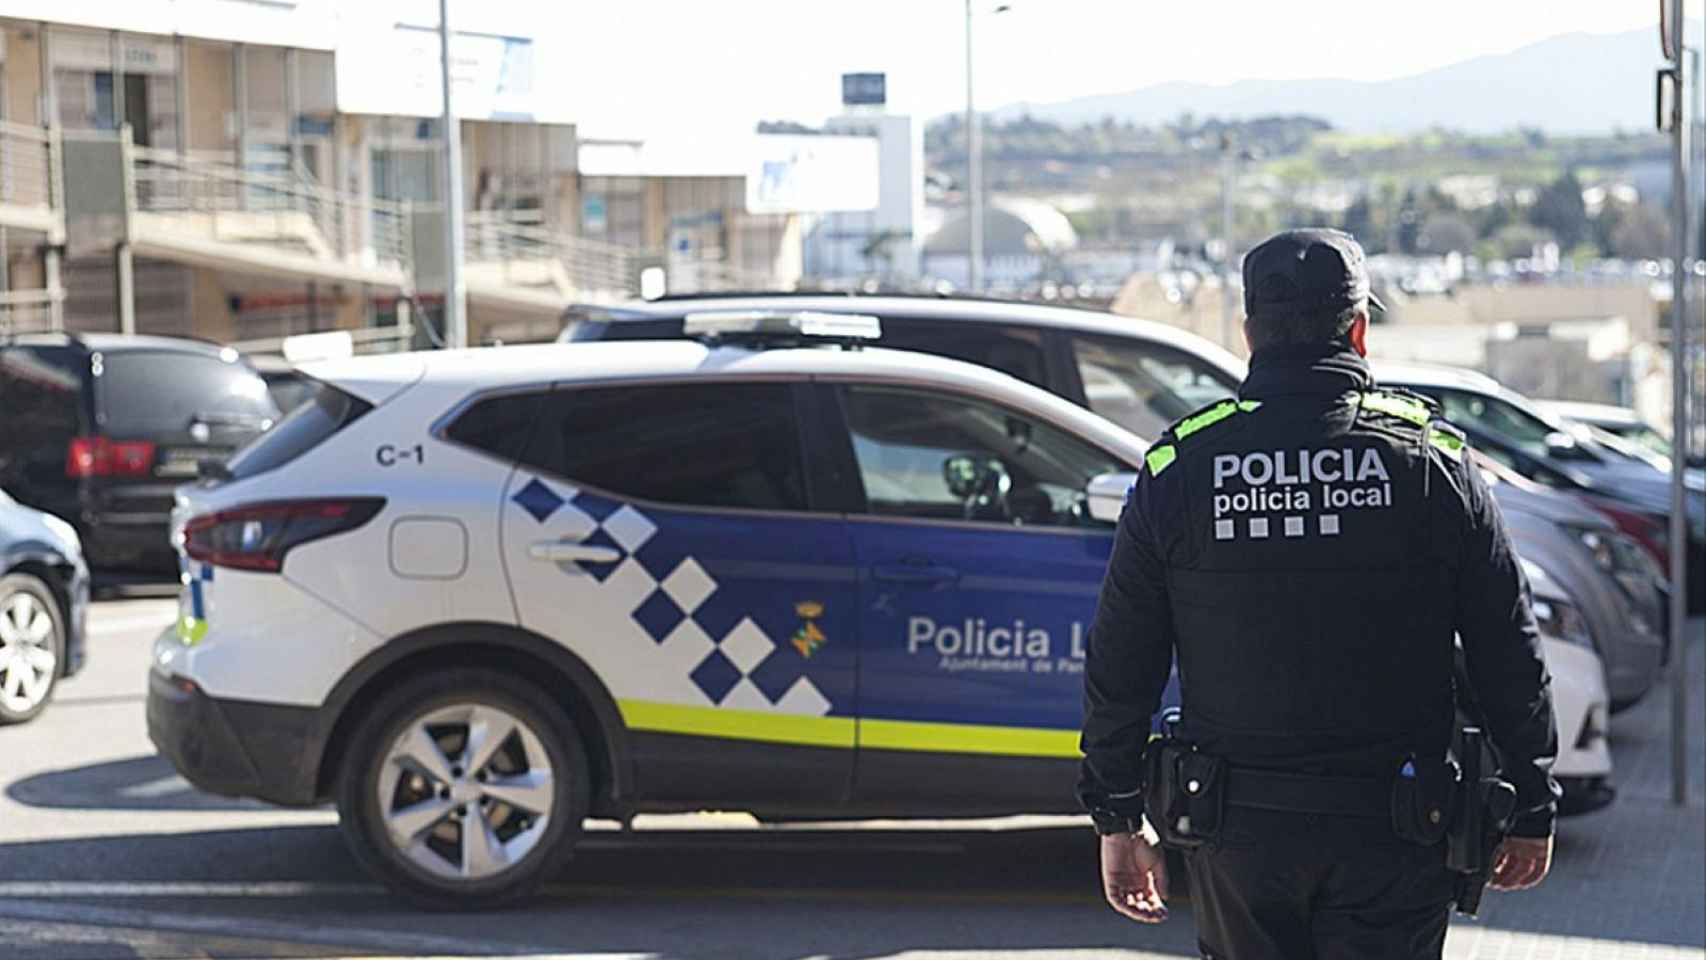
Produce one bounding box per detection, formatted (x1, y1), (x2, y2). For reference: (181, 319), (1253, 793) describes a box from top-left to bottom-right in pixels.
(146, 662), (325, 806)
(62, 561), (90, 678)
(80, 515), (175, 573)
(1542, 638), (1613, 780)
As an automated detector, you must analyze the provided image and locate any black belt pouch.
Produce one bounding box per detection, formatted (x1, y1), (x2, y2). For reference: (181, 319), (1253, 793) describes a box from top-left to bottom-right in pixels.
(1144, 740), (1226, 849)
(1391, 756), (1456, 846)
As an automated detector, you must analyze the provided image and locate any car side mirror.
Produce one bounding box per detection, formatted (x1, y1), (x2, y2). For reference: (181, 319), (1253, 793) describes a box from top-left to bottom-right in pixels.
(1086, 471), (1138, 523)
(1544, 431), (1594, 462)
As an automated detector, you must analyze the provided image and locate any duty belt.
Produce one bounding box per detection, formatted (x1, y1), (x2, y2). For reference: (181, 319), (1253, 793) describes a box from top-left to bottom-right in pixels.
(1224, 768), (1391, 818)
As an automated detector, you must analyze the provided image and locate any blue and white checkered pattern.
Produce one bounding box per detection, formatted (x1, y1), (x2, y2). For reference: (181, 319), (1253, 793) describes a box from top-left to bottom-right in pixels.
(511, 475), (831, 715)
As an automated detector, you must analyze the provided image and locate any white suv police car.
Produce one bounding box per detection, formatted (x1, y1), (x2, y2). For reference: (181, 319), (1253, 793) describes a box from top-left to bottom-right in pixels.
(148, 313), (1159, 904)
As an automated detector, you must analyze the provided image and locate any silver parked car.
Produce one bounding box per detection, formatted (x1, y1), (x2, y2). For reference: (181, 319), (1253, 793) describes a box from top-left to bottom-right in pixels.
(1480, 456), (1668, 711)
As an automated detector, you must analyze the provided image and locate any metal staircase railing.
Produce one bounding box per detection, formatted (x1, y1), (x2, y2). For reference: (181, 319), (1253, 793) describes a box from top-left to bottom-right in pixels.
(464, 212), (642, 301)
(129, 145), (412, 272)
(0, 288), (64, 336)
(0, 121), (62, 236)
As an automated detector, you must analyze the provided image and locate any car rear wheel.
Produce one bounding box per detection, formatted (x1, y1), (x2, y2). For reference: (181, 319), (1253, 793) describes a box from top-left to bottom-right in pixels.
(0, 573), (64, 725)
(335, 669), (588, 907)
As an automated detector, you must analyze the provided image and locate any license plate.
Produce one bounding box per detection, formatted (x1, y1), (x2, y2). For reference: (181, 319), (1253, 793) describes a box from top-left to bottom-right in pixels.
(159, 449), (220, 478)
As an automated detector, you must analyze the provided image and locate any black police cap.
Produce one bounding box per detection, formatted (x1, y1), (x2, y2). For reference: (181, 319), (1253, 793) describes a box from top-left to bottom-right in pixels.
(1242, 228), (1386, 320)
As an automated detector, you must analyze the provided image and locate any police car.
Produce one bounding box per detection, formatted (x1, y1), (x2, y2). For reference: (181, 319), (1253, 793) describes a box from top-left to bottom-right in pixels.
(148, 312), (1161, 905)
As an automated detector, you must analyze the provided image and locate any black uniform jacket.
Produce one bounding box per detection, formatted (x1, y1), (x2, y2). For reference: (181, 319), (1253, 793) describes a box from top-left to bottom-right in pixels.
(1078, 343), (1560, 837)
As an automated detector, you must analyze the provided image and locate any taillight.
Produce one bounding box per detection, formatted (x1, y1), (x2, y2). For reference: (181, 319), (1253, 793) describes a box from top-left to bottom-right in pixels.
(183, 498), (384, 572)
(1582, 497), (1669, 573)
(66, 437), (156, 477)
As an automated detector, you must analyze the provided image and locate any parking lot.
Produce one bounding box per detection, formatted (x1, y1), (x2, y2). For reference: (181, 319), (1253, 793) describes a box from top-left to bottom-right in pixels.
(0, 597), (1697, 959)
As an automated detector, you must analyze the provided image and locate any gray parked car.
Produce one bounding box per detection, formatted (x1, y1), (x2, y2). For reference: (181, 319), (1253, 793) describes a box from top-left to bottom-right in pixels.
(1484, 457), (1668, 711)
(1375, 362), (1705, 614)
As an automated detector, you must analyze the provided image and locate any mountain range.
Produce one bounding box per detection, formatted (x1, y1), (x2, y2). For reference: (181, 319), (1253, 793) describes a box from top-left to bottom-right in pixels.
(988, 23), (1703, 134)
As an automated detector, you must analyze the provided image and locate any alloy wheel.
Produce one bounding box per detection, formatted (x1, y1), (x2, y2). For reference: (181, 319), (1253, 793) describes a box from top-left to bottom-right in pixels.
(376, 703), (556, 882)
(0, 591), (58, 715)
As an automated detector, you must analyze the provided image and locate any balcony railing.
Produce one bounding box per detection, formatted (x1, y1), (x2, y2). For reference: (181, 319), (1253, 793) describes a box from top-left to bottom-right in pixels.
(129, 146), (412, 273)
(464, 213), (641, 301)
(0, 121), (62, 234)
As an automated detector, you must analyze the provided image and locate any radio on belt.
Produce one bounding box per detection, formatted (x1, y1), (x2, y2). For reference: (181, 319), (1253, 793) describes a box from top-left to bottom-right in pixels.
(682, 310), (882, 347)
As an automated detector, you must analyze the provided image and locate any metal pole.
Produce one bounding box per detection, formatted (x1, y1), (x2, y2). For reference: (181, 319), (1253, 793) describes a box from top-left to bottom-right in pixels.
(117, 125), (136, 336)
(964, 0), (982, 294)
(1666, 0), (1690, 808)
(438, 0), (467, 349)
(1220, 136), (1236, 351)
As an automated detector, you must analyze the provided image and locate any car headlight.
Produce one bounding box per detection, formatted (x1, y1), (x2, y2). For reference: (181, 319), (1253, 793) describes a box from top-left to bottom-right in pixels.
(1533, 596), (1595, 649)
(1566, 525), (1663, 608)
(40, 513), (82, 557)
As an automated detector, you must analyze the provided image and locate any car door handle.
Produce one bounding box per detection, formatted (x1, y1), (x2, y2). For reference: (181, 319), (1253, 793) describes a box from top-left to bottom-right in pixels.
(872, 563), (960, 585)
(529, 541), (622, 563)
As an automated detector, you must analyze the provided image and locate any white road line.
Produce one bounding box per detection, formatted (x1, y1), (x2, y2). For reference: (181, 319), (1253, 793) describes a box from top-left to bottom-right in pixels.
(0, 898), (634, 958)
(89, 614), (177, 635)
(577, 837), (966, 853)
(0, 881), (377, 897)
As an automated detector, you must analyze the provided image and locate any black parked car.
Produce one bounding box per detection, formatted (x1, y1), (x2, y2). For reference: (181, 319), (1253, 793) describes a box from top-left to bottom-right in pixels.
(0, 334), (278, 575)
(0, 486), (88, 723)
(563, 294), (1248, 443)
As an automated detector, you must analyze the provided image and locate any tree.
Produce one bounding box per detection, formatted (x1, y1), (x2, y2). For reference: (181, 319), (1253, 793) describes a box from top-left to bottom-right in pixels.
(1395, 188), (1424, 254)
(1417, 214), (1477, 255)
(1609, 202), (1671, 259)
(1341, 195), (1376, 249)
(1490, 223), (1556, 260)
(1530, 170), (1589, 252)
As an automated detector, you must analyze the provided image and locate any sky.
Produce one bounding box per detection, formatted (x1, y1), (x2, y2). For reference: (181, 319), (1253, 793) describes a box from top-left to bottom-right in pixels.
(523, 0), (1679, 139)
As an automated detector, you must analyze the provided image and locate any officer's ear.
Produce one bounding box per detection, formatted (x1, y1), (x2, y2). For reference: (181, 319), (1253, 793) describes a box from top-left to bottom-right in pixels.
(1348, 310), (1370, 357)
(1242, 317), (1254, 355)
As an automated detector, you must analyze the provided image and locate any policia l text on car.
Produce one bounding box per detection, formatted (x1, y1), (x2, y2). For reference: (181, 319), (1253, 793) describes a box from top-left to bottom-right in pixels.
(1079, 230), (1560, 959)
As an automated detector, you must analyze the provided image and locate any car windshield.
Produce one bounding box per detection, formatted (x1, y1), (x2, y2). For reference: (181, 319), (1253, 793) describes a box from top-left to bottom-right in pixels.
(1436, 389), (1559, 460)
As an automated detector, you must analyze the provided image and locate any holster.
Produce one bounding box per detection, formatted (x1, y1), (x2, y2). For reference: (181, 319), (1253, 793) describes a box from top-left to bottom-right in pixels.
(1144, 737), (1227, 850)
(1445, 727), (1519, 917)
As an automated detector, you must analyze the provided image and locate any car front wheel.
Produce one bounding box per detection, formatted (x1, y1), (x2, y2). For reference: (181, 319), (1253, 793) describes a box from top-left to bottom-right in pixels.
(0, 573), (65, 725)
(336, 668), (588, 907)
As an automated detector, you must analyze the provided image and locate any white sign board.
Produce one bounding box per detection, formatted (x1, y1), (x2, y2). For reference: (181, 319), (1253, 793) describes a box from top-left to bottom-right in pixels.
(746, 135), (879, 215)
(337, 26), (536, 120)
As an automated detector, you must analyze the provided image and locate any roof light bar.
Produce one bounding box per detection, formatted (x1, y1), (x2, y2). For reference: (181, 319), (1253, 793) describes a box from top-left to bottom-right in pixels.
(683, 311), (883, 344)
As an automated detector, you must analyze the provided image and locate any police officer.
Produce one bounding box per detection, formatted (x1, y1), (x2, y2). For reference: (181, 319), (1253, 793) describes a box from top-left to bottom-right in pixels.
(1079, 228), (1560, 959)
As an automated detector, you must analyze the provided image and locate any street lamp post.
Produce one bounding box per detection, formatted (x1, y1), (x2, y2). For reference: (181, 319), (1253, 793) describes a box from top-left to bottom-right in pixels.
(963, 3), (1009, 295)
(438, 0), (468, 350)
(1663, 0), (1692, 808)
(965, 0), (983, 294)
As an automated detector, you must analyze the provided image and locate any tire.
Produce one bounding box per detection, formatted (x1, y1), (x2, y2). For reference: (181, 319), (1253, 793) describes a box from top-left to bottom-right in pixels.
(0, 573), (66, 725)
(335, 668), (589, 908)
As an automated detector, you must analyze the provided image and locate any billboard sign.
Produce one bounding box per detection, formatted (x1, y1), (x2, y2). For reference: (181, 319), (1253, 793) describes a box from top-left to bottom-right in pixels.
(746, 135), (879, 215)
(842, 72), (887, 107)
(337, 25), (536, 120)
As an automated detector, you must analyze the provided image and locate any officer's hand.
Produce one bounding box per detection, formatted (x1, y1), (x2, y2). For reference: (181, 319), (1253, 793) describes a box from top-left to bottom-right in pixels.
(1489, 835), (1552, 891)
(1100, 825), (1169, 924)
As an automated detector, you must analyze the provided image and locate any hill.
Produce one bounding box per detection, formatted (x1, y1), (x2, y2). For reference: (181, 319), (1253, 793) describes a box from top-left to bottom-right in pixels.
(989, 24), (1701, 134)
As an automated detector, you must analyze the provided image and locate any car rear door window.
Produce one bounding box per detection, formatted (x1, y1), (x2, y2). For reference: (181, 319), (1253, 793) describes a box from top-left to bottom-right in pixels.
(224, 383), (372, 481)
(1071, 335), (1237, 440)
(839, 385), (1119, 527)
(96, 351), (278, 436)
(877, 321), (1049, 388)
(524, 382), (809, 512)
